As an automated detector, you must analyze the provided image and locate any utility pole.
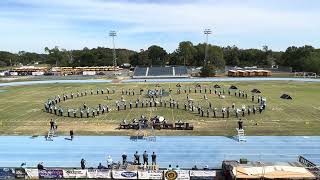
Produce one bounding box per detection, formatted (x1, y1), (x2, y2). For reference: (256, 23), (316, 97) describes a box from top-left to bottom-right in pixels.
(204, 28), (212, 66)
(109, 30), (117, 73)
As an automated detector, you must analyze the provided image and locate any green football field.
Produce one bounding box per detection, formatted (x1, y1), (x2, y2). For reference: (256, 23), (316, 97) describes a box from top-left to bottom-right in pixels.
(0, 81), (319, 136)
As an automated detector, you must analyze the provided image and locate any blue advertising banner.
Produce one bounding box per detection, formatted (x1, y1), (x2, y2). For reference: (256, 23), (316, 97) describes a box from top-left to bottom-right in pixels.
(0, 168), (15, 179)
(39, 169), (63, 179)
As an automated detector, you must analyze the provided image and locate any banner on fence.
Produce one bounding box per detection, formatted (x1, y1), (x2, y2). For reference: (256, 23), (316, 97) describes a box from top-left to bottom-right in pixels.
(15, 168), (26, 179)
(38, 169), (63, 179)
(87, 169), (112, 179)
(63, 169), (87, 179)
(164, 170), (190, 180)
(190, 170), (216, 180)
(112, 170), (138, 179)
(0, 168), (15, 179)
(25, 169), (39, 179)
(138, 170), (163, 179)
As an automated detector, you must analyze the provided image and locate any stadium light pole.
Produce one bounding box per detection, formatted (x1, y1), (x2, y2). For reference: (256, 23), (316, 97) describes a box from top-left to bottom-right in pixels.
(109, 30), (117, 73)
(204, 28), (212, 67)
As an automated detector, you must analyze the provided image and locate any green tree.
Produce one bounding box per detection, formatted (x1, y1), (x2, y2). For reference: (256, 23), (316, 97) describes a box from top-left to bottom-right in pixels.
(129, 52), (140, 66)
(303, 52), (320, 73)
(281, 45), (314, 71)
(0, 60), (6, 67)
(200, 64), (216, 77)
(44, 46), (69, 67)
(147, 45), (167, 66)
(194, 43), (225, 69)
(224, 46), (240, 66)
(175, 41), (196, 66)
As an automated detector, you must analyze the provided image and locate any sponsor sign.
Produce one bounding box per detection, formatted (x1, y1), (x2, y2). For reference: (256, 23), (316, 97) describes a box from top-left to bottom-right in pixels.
(138, 170), (163, 179)
(15, 168), (26, 179)
(87, 169), (112, 179)
(38, 169), (63, 179)
(63, 169), (87, 179)
(164, 170), (190, 180)
(0, 168), (15, 179)
(190, 171), (216, 180)
(112, 170), (138, 179)
(25, 169), (39, 179)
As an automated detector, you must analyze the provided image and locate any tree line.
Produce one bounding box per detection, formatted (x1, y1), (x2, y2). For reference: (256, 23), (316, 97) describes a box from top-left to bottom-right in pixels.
(0, 42), (319, 73)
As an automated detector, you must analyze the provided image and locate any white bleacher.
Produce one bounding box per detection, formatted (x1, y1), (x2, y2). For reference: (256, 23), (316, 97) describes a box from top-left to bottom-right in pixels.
(132, 66), (188, 79)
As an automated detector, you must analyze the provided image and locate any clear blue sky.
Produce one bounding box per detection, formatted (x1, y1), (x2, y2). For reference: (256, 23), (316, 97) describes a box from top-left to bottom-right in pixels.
(0, 0), (319, 53)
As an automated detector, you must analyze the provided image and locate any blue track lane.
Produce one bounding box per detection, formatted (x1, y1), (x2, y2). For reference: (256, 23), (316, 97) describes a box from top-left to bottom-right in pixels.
(0, 136), (319, 168)
(0, 77), (319, 87)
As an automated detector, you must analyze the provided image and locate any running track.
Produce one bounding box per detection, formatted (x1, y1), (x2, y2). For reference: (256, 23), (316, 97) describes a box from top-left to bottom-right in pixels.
(0, 77), (319, 87)
(0, 136), (319, 168)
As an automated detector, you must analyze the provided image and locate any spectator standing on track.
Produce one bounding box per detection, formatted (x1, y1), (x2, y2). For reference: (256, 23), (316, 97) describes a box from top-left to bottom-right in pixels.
(98, 163), (106, 169)
(134, 151), (140, 165)
(80, 158), (86, 169)
(107, 155), (113, 168)
(143, 151), (148, 165)
(122, 152), (127, 165)
(37, 162), (44, 170)
(151, 152), (157, 165)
